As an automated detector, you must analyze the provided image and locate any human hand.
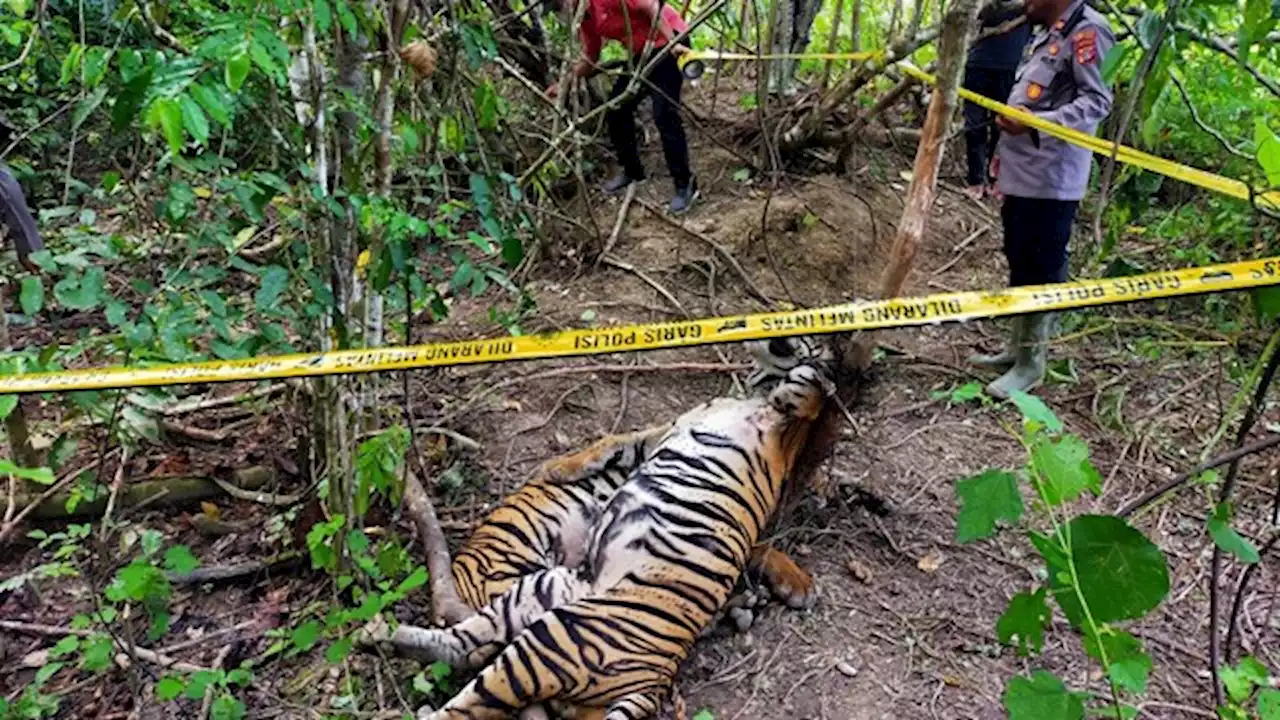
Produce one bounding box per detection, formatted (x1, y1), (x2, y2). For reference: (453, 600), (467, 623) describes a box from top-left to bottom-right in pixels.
(545, 82), (560, 100)
(996, 106), (1033, 135)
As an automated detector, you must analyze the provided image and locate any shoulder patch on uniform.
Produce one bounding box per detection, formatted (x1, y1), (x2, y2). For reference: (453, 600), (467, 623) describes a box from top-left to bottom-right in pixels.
(1074, 28), (1098, 65)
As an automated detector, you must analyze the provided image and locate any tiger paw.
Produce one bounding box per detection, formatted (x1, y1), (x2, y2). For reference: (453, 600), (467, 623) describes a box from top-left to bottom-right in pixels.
(756, 548), (818, 610)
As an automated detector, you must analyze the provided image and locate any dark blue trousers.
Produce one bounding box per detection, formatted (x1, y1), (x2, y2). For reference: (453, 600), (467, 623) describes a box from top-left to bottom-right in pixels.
(1001, 195), (1078, 287)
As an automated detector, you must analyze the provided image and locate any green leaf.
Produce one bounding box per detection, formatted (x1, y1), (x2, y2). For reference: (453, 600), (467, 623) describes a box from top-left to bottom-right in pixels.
(954, 469), (1023, 543)
(190, 83), (230, 127)
(225, 52), (251, 92)
(397, 566), (429, 594)
(1100, 42), (1131, 85)
(60, 43), (84, 85)
(1009, 391), (1064, 432)
(1222, 656), (1269, 704)
(112, 66), (154, 132)
(49, 635), (80, 659)
(156, 675), (186, 701)
(0, 395), (16, 422)
(1208, 503), (1260, 564)
(1256, 287), (1280, 324)
(324, 637), (353, 664)
(949, 381), (982, 404)
(211, 694), (246, 720)
(1242, 0), (1279, 60)
(692, 711), (716, 720)
(1002, 671), (1087, 720)
(148, 97), (184, 154)
(6, 0), (29, 17)
(291, 620), (321, 652)
(473, 81), (500, 130)
(163, 545), (201, 575)
(184, 670), (218, 699)
(1258, 689), (1280, 719)
(997, 588), (1051, 656)
(80, 635), (113, 672)
(19, 275), (42, 316)
(0, 460), (54, 484)
(1084, 627), (1151, 694)
(54, 267), (105, 311)
(501, 235), (523, 267)
(72, 86), (108, 131)
(1257, 120), (1280, 189)
(255, 265), (289, 309)
(1041, 515), (1169, 628)
(1030, 434), (1102, 506)
(179, 94), (210, 145)
(314, 0), (332, 33)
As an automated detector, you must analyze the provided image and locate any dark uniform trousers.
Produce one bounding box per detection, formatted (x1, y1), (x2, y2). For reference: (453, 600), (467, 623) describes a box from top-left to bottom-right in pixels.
(1002, 196), (1077, 286)
(606, 54), (692, 190)
(963, 66), (1016, 188)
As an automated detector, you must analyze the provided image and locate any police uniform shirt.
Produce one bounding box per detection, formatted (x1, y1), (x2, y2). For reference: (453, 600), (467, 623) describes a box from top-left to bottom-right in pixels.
(996, 0), (1116, 201)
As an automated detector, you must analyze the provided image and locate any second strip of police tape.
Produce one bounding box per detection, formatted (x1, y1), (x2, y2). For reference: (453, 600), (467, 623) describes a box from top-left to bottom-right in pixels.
(1, 256), (1277, 395)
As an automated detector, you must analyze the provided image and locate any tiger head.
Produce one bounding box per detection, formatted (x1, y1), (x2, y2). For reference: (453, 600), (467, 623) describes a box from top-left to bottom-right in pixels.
(745, 336), (837, 397)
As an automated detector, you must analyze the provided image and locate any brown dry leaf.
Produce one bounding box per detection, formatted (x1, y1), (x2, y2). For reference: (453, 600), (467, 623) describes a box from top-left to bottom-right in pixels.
(942, 674), (965, 687)
(400, 40), (438, 78)
(200, 501), (221, 521)
(917, 549), (945, 573)
(845, 558), (874, 584)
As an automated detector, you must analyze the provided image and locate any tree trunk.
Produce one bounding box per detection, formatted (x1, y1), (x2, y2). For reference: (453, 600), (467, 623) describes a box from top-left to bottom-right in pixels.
(847, 0), (983, 370)
(818, 0), (846, 91)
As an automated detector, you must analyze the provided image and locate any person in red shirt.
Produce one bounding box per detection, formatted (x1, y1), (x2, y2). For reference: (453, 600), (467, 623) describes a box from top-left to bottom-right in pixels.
(548, 0), (698, 214)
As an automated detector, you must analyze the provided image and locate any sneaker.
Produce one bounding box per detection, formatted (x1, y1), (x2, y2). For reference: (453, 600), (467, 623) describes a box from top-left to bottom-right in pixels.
(670, 177), (699, 215)
(602, 173), (639, 197)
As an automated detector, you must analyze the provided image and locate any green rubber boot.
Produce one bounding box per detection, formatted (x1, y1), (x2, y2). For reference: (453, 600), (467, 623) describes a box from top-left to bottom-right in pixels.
(987, 313), (1052, 400)
(968, 317), (1025, 369)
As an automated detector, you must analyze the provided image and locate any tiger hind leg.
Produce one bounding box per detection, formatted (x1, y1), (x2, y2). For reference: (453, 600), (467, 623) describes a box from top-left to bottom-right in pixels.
(603, 691), (662, 720)
(389, 567), (591, 670)
(538, 423), (672, 485)
(418, 600), (675, 720)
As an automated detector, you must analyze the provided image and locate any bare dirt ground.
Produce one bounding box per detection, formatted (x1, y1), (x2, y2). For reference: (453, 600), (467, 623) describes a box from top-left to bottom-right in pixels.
(2, 80), (1277, 720)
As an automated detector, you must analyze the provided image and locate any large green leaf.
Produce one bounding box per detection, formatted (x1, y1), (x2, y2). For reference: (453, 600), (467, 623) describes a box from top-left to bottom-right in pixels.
(111, 66), (155, 132)
(1258, 689), (1280, 720)
(997, 588), (1051, 656)
(954, 469), (1023, 543)
(0, 460), (54, 485)
(19, 275), (43, 316)
(1208, 502), (1260, 564)
(255, 265), (289, 310)
(190, 83), (230, 127)
(1003, 671), (1087, 720)
(225, 52), (251, 92)
(1010, 390), (1064, 432)
(148, 97), (184, 154)
(1038, 515), (1169, 628)
(1030, 434), (1102, 506)
(1222, 657), (1270, 704)
(1241, 0), (1279, 61)
(53, 267), (106, 311)
(1084, 627), (1152, 694)
(1257, 119), (1280, 188)
(178, 93), (210, 146)
(1256, 287), (1280, 324)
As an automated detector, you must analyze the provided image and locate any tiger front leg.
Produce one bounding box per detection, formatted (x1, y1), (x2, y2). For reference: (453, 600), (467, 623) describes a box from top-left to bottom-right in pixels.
(367, 567), (591, 670)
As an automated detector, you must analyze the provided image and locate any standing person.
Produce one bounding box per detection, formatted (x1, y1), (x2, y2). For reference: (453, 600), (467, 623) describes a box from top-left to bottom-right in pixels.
(962, 4), (1031, 201)
(969, 0), (1115, 398)
(548, 0), (698, 214)
(0, 114), (43, 273)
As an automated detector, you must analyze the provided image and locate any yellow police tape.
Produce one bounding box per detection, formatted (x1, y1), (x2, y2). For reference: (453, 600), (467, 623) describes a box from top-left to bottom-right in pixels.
(682, 49), (883, 64)
(678, 47), (1278, 211)
(896, 64), (1280, 212)
(2, 256), (1278, 395)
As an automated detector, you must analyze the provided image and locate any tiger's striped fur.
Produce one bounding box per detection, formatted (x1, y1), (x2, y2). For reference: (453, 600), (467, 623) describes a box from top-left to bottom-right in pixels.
(403, 337), (835, 719)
